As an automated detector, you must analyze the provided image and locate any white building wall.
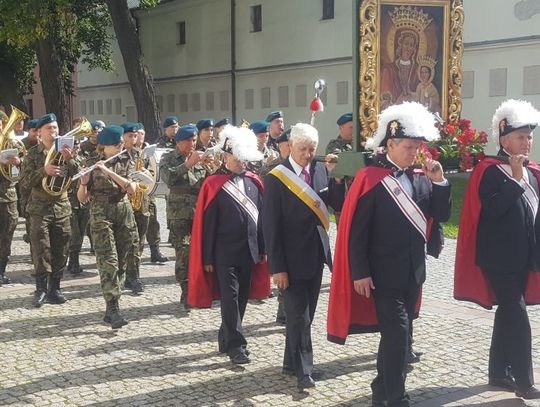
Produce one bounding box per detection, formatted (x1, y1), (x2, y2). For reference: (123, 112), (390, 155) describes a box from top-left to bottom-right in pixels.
(75, 0), (540, 155)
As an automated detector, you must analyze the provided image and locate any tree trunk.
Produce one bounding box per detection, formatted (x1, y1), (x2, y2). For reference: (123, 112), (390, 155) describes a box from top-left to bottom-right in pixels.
(0, 60), (26, 112)
(36, 37), (71, 134)
(105, 0), (161, 142)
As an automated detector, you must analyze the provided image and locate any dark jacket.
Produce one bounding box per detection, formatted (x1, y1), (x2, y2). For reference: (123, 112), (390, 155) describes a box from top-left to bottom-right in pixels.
(348, 159), (451, 289)
(203, 174), (264, 266)
(262, 159), (332, 280)
(476, 162), (540, 272)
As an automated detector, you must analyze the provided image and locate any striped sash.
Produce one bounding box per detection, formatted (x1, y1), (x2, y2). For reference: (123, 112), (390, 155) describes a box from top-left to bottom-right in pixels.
(497, 164), (539, 219)
(381, 174), (427, 241)
(222, 180), (259, 225)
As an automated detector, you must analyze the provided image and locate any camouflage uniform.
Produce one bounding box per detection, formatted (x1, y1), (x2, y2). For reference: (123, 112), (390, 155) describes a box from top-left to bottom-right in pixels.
(19, 141), (38, 243)
(157, 136), (176, 149)
(248, 145), (277, 175)
(120, 148), (149, 289)
(20, 143), (79, 305)
(67, 154), (90, 273)
(86, 153), (138, 302)
(80, 140), (97, 158)
(0, 169), (19, 283)
(159, 149), (209, 304)
(259, 155), (286, 179)
(325, 136), (354, 225)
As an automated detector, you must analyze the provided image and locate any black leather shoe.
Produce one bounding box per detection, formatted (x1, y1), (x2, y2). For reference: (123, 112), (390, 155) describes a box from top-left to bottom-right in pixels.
(516, 386), (540, 399)
(407, 351), (420, 364)
(230, 352), (250, 365)
(488, 376), (516, 391)
(33, 290), (47, 308)
(297, 375), (315, 390)
(0, 273), (11, 284)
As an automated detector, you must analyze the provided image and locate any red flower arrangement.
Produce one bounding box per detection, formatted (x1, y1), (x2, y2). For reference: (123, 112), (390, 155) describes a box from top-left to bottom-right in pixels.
(417, 118), (488, 171)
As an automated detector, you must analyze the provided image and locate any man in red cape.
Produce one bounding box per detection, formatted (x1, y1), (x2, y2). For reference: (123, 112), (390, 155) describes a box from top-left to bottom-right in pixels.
(327, 102), (451, 407)
(187, 125), (270, 365)
(454, 99), (540, 399)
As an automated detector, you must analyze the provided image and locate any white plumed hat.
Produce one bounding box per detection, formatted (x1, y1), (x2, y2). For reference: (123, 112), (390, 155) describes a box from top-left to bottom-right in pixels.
(491, 99), (540, 143)
(369, 102), (440, 150)
(218, 125), (264, 162)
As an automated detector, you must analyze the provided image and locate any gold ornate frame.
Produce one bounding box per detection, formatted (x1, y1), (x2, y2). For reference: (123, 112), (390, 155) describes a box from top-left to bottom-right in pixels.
(357, 0), (464, 142)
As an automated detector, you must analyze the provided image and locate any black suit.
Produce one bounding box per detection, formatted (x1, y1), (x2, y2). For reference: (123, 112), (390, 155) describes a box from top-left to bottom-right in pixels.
(203, 174), (263, 356)
(349, 158), (451, 406)
(476, 156), (540, 389)
(262, 158), (331, 381)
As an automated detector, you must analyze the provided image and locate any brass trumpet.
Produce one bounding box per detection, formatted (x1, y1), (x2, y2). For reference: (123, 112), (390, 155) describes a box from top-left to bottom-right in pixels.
(0, 105), (28, 182)
(42, 118), (94, 196)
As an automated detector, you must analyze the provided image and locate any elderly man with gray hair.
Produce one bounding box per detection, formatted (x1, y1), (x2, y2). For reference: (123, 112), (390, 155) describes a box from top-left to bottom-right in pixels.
(262, 123), (332, 390)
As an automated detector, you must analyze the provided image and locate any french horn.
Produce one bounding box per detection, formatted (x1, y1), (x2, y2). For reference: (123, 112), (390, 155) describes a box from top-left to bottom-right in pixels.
(42, 118), (94, 196)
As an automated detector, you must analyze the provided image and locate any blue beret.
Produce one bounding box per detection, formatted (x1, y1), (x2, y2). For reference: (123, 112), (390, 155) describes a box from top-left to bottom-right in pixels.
(136, 122), (144, 131)
(36, 113), (57, 129)
(214, 117), (230, 128)
(27, 119), (39, 129)
(337, 112), (353, 125)
(97, 125), (124, 145)
(163, 116), (179, 128)
(121, 122), (139, 133)
(90, 120), (105, 131)
(266, 111), (283, 122)
(250, 120), (269, 134)
(196, 118), (214, 131)
(175, 124), (198, 141)
(276, 128), (291, 143)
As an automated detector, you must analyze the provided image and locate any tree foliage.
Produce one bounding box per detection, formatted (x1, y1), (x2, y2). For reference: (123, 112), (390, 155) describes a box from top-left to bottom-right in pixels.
(0, 0), (114, 96)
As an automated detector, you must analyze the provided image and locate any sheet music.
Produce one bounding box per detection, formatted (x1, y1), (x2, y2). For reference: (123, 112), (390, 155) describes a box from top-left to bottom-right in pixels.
(0, 149), (19, 160)
(55, 136), (75, 151)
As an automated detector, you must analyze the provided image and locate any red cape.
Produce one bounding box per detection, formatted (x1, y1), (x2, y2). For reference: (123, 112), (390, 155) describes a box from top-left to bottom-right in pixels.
(187, 172), (271, 308)
(327, 166), (425, 344)
(454, 158), (540, 309)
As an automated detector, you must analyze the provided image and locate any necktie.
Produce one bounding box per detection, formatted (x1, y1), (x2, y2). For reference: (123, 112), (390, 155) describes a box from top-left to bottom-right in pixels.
(301, 168), (312, 186)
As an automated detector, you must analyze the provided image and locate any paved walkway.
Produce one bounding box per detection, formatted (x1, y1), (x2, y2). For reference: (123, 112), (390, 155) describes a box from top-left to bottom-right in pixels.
(1, 197), (540, 406)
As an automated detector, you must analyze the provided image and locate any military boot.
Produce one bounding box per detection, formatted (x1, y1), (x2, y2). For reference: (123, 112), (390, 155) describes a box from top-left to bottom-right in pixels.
(47, 277), (67, 304)
(0, 257), (10, 285)
(180, 283), (191, 311)
(33, 276), (48, 308)
(126, 269), (144, 294)
(150, 245), (168, 263)
(68, 252), (83, 275)
(107, 298), (128, 329)
(103, 301), (112, 323)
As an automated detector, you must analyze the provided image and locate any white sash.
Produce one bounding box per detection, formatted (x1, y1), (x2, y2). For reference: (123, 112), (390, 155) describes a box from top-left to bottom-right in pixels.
(381, 174), (427, 241)
(222, 180), (259, 225)
(497, 164), (539, 219)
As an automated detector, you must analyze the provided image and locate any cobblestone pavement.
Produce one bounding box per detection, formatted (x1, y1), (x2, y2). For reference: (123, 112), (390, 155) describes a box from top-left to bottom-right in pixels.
(2, 197), (540, 406)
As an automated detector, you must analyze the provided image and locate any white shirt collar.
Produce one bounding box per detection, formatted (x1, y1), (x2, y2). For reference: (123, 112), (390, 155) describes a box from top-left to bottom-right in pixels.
(386, 154), (405, 171)
(288, 156), (309, 176)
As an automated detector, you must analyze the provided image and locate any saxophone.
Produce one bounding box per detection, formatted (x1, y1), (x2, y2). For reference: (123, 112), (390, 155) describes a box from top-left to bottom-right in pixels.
(129, 150), (149, 212)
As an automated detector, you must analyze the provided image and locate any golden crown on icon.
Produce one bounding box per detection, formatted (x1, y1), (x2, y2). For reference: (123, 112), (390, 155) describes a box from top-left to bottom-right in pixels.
(389, 5), (433, 32)
(418, 55), (437, 70)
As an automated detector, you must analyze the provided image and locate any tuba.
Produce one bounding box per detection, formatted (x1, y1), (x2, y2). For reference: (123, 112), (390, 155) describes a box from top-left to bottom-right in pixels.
(42, 118), (94, 196)
(0, 105), (28, 182)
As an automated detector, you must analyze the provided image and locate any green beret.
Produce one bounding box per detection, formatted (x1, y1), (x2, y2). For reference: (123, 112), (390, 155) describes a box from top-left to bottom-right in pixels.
(196, 118), (214, 131)
(36, 113), (57, 129)
(337, 113), (353, 125)
(266, 111), (283, 122)
(214, 118), (230, 128)
(163, 116), (179, 128)
(121, 122), (139, 133)
(175, 124), (198, 141)
(97, 125), (124, 145)
(276, 128), (291, 143)
(250, 120), (269, 134)
(27, 119), (39, 129)
(90, 120), (105, 131)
